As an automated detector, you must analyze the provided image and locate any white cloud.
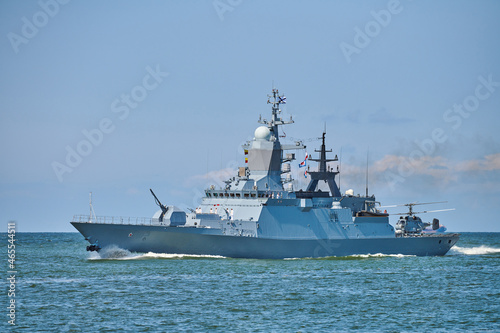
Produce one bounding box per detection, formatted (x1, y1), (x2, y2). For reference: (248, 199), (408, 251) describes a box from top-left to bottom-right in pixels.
(455, 153), (500, 172)
(185, 168), (237, 187)
(125, 187), (140, 195)
(331, 153), (500, 191)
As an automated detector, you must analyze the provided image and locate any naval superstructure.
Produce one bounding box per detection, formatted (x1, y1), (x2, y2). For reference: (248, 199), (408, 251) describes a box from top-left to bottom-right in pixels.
(71, 89), (459, 258)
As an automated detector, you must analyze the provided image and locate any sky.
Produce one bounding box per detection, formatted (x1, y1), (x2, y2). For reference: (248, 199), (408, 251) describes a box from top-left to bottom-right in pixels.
(1, 0), (499, 232)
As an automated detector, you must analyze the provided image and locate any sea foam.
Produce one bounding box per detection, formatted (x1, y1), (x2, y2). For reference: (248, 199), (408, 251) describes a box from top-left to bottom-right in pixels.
(448, 245), (500, 256)
(88, 245), (225, 260)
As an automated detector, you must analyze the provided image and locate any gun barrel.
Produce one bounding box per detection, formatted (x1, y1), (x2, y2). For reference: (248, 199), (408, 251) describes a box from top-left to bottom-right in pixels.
(150, 188), (166, 210)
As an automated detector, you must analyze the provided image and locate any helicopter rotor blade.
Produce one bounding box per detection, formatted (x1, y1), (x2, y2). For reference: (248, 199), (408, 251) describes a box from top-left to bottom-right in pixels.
(380, 201), (448, 209)
(413, 208), (455, 215)
(388, 208), (455, 216)
(411, 201), (448, 206)
(379, 202), (418, 208)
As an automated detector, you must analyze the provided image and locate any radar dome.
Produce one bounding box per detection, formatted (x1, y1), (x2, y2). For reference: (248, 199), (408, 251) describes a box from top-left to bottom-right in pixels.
(254, 126), (271, 141)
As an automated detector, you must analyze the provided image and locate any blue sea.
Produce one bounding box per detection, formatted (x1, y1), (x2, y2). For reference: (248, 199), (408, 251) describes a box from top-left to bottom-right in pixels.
(2, 232), (499, 332)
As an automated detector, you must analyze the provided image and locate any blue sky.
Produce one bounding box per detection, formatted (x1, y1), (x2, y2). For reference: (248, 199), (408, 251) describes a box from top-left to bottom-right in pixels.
(1, 0), (499, 232)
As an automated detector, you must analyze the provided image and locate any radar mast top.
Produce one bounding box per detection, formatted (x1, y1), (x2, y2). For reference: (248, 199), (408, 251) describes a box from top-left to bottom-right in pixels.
(258, 88), (293, 136)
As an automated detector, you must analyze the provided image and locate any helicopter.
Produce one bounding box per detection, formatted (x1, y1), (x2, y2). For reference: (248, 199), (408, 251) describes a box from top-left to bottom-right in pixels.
(380, 201), (455, 237)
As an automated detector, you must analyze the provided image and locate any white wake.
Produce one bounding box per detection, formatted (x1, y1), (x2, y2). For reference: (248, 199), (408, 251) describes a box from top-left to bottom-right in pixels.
(285, 253), (416, 260)
(351, 253), (416, 258)
(88, 245), (225, 260)
(448, 245), (500, 256)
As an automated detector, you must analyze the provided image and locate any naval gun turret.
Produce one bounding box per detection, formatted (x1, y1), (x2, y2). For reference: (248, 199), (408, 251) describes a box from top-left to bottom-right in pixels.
(150, 189), (187, 226)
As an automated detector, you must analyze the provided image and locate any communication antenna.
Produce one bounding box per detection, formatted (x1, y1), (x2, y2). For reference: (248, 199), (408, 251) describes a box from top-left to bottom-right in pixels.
(338, 147), (342, 193)
(365, 148), (369, 197)
(89, 192), (97, 223)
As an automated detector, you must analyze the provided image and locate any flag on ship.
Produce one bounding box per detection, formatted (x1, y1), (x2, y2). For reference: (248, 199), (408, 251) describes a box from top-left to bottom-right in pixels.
(299, 152), (308, 168)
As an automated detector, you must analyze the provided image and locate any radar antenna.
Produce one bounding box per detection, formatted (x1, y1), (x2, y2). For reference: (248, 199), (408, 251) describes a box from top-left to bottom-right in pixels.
(260, 88), (293, 136)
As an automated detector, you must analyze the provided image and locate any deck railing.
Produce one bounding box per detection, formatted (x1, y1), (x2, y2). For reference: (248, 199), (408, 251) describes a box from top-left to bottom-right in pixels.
(72, 215), (154, 225)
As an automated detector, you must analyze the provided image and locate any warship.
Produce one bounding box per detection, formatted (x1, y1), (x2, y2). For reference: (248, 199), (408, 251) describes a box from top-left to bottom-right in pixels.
(71, 89), (459, 258)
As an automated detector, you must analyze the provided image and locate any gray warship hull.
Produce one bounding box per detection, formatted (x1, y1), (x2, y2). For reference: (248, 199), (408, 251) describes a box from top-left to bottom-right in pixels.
(71, 88), (460, 258)
(71, 221), (459, 259)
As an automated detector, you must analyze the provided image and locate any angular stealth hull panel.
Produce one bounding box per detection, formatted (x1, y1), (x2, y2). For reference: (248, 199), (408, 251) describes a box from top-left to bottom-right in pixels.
(71, 222), (459, 259)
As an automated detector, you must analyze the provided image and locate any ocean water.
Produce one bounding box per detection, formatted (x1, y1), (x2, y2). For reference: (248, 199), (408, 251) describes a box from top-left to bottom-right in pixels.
(2, 232), (499, 332)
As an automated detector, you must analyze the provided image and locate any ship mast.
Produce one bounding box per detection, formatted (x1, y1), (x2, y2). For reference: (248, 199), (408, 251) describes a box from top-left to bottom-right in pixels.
(306, 131), (341, 197)
(239, 88), (306, 193)
(259, 88), (294, 138)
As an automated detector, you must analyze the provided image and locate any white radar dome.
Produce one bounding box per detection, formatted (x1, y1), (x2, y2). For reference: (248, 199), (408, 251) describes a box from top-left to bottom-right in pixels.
(254, 126), (271, 141)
